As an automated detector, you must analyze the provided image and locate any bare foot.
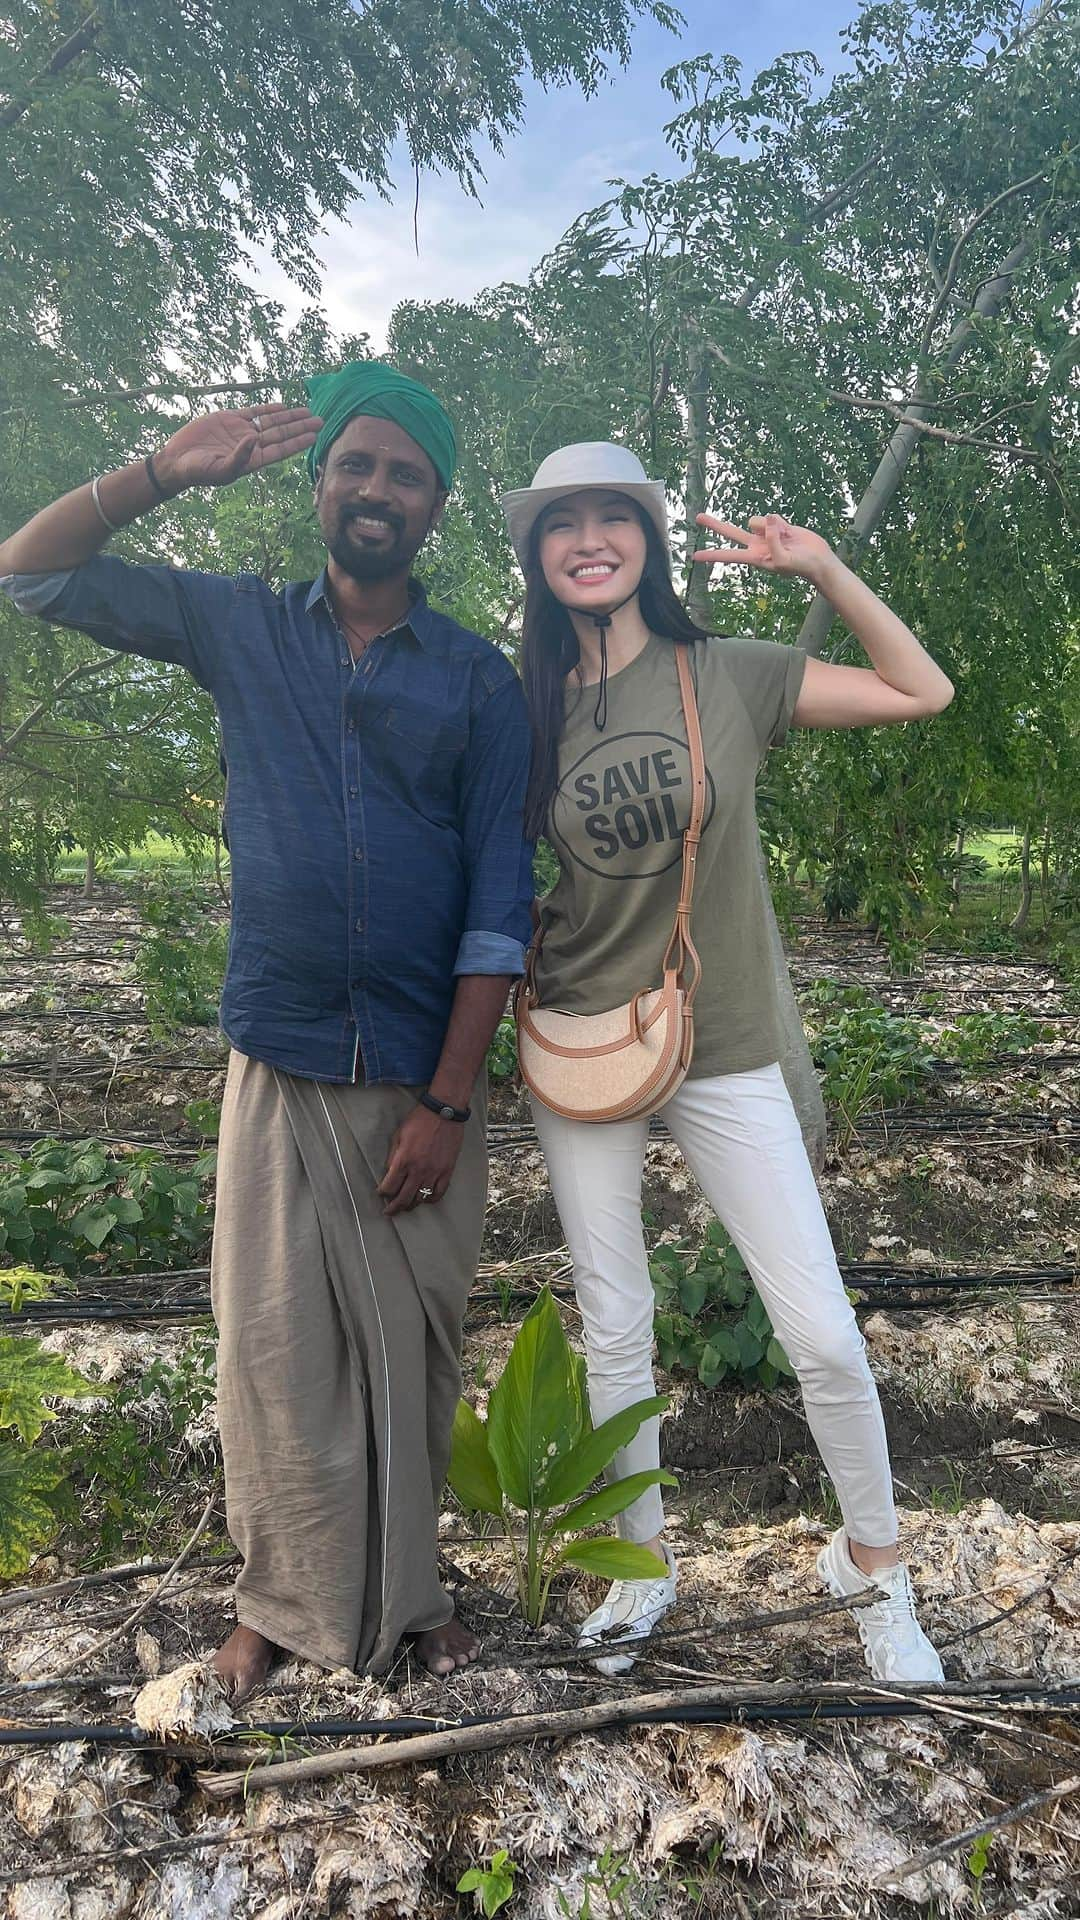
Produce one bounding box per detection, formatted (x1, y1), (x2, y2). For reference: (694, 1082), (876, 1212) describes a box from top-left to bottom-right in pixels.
(412, 1613), (480, 1678)
(213, 1624), (279, 1704)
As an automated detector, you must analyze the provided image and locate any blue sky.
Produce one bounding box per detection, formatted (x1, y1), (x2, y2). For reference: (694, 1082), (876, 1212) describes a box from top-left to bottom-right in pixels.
(254, 0), (860, 347)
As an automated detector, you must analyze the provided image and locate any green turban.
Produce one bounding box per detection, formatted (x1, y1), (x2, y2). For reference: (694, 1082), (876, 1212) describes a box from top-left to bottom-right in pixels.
(305, 360), (457, 490)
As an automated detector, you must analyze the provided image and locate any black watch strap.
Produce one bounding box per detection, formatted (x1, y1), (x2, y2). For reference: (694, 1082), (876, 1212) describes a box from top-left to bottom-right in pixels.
(418, 1091), (471, 1124)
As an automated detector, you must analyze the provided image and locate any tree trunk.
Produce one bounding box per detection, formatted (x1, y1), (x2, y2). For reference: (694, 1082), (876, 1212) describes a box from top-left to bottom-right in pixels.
(795, 228), (1037, 659)
(1039, 821), (1051, 925)
(83, 845), (96, 898)
(952, 824), (965, 907)
(682, 338), (827, 1172)
(1009, 825), (1033, 934)
(684, 341), (712, 630)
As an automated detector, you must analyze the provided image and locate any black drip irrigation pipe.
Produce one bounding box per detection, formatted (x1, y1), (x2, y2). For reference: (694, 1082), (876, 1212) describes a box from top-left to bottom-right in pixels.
(3, 1683), (1079, 1748)
(1, 1111), (1076, 1157)
(2, 1265), (1075, 1331)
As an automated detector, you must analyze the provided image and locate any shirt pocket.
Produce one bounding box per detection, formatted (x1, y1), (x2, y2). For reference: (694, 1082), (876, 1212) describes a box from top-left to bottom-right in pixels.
(382, 704), (468, 760)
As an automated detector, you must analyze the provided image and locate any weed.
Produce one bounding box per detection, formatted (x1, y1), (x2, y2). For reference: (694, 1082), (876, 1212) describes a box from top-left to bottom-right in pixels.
(0, 1138), (216, 1275)
(183, 1099), (222, 1140)
(650, 1221), (794, 1392)
(937, 1011), (1045, 1066)
(556, 1848), (669, 1918)
(134, 880), (228, 1037)
(457, 1849), (520, 1916)
(804, 983), (935, 1134)
(486, 1015), (518, 1083)
(0, 1267), (95, 1575)
(70, 1327), (219, 1560)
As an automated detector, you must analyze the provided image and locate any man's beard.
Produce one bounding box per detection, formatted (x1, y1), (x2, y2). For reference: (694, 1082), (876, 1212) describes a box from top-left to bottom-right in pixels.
(327, 510), (413, 582)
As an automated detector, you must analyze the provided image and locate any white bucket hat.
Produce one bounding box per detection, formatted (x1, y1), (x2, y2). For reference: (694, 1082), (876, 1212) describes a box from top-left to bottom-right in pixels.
(499, 442), (670, 569)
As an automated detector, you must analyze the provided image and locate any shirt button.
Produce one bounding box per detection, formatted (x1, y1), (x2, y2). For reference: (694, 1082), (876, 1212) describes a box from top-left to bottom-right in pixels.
(355, 918), (364, 933)
(346, 720), (356, 734)
(348, 785), (358, 798)
(353, 848), (364, 862)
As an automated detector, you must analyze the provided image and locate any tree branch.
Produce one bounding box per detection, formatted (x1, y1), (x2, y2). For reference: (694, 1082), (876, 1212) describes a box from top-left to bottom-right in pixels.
(0, 10), (101, 131)
(701, 335), (1054, 467)
(0, 658), (120, 760)
(918, 164), (1054, 360)
(884, 1774), (1080, 1887)
(0, 379), (288, 422)
(795, 223), (1041, 657)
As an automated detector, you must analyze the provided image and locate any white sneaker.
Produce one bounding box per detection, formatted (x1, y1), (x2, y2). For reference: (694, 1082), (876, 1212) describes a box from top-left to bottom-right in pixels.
(577, 1544), (678, 1676)
(817, 1527), (945, 1685)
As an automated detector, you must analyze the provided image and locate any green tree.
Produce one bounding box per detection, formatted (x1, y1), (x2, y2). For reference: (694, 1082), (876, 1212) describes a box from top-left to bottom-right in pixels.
(1, 0), (676, 905)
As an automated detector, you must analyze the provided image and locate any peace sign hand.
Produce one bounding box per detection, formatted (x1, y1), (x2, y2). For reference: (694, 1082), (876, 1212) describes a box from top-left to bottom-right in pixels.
(152, 403), (323, 494)
(693, 512), (834, 588)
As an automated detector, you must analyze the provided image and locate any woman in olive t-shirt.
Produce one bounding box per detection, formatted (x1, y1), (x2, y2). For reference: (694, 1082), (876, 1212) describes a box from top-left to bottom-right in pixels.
(500, 443), (956, 1686)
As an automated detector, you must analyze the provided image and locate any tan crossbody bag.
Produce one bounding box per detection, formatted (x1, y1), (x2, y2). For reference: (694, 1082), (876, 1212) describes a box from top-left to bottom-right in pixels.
(515, 640), (706, 1122)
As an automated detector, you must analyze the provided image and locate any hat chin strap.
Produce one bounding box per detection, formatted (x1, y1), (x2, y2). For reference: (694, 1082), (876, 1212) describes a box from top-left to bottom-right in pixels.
(582, 586), (638, 731)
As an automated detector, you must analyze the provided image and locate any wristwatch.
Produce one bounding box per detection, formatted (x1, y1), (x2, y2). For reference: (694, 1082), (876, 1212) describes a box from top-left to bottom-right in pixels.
(418, 1091), (471, 1124)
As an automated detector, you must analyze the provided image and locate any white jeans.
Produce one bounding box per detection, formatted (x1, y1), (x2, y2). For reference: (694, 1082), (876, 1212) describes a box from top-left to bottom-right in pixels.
(531, 1063), (897, 1549)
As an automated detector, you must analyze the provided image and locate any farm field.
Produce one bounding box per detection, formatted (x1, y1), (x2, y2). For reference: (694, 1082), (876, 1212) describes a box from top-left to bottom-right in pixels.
(1, 878), (1077, 1916)
(2, 0), (1078, 1911)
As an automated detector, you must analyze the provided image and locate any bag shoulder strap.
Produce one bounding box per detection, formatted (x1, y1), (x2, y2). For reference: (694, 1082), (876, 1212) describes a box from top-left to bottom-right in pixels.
(660, 640), (705, 1000)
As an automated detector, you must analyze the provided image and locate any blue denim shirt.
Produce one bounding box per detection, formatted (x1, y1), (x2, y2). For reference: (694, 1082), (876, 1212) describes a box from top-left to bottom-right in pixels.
(2, 558), (533, 1084)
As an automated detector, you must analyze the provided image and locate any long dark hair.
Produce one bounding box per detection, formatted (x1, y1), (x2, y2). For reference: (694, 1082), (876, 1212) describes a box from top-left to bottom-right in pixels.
(520, 498), (710, 840)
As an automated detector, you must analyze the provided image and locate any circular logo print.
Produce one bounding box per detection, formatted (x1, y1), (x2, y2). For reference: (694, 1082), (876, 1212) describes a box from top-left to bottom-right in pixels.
(551, 730), (715, 880)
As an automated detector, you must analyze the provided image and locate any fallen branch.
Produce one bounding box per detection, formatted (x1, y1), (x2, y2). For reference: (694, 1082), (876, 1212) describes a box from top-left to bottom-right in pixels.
(0, 1804), (363, 1891)
(195, 1675), (1078, 1800)
(884, 1773), (1080, 1886)
(33, 1493), (217, 1683)
(0, 1549), (235, 1615)
(938, 1543), (1080, 1650)
(479, 1585), (883, 1671)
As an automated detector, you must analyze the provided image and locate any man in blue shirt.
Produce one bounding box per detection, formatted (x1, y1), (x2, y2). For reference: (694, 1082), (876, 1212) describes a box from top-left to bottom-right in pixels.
(0, 364), (534, 1699)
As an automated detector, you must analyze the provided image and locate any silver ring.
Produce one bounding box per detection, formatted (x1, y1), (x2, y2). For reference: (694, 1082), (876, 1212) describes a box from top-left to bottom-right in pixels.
(251, 414), (263, 432)
(418, 1186), (434, 1201)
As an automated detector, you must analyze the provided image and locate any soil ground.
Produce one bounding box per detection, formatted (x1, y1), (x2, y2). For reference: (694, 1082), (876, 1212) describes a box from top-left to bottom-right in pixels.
(1, 883), (1078, 1918)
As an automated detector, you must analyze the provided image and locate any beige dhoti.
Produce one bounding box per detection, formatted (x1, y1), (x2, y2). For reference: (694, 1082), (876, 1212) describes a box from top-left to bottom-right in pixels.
(210, 1050), (488, 1675)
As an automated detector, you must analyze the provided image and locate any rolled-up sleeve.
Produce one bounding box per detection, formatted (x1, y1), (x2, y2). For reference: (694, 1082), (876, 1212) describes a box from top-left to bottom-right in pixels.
(0, 553), (238, 693)
(0, 570), (76, 615)
(453, 674), (534, 978)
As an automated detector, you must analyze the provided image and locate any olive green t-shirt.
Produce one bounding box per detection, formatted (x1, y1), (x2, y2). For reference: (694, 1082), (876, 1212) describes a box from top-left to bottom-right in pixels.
(534, 633), (807, 1077)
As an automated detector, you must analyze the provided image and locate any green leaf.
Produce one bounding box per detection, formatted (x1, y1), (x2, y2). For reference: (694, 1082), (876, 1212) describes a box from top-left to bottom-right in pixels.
(447, 1399), (503, 1516)
(543, 1395), (669, 1508)
(678, 1269), (710, 1317)
(765, 1336), (795, 1377)
(0, 1336), (96, 1443)
(486, 1287), (581, 1510)
(70, 1205), (117, 1249)
(109, 1196), (144, 1225)
(456, 1871), (482, 1893)
(0, 1268), (62, 1313)
(734, 1323), (763, 1370)
(723, 1267), (749, 1307)
(698, 1342), (729, 1388)
(551, 1469), (677, 1534)
(0, 1439), (69, 1578)
(568, 1347), (590, 1445)
(557, 1537), (670, 1579)
(0, 1183), (28, 1214)
(23, 1170), (72, 1195)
